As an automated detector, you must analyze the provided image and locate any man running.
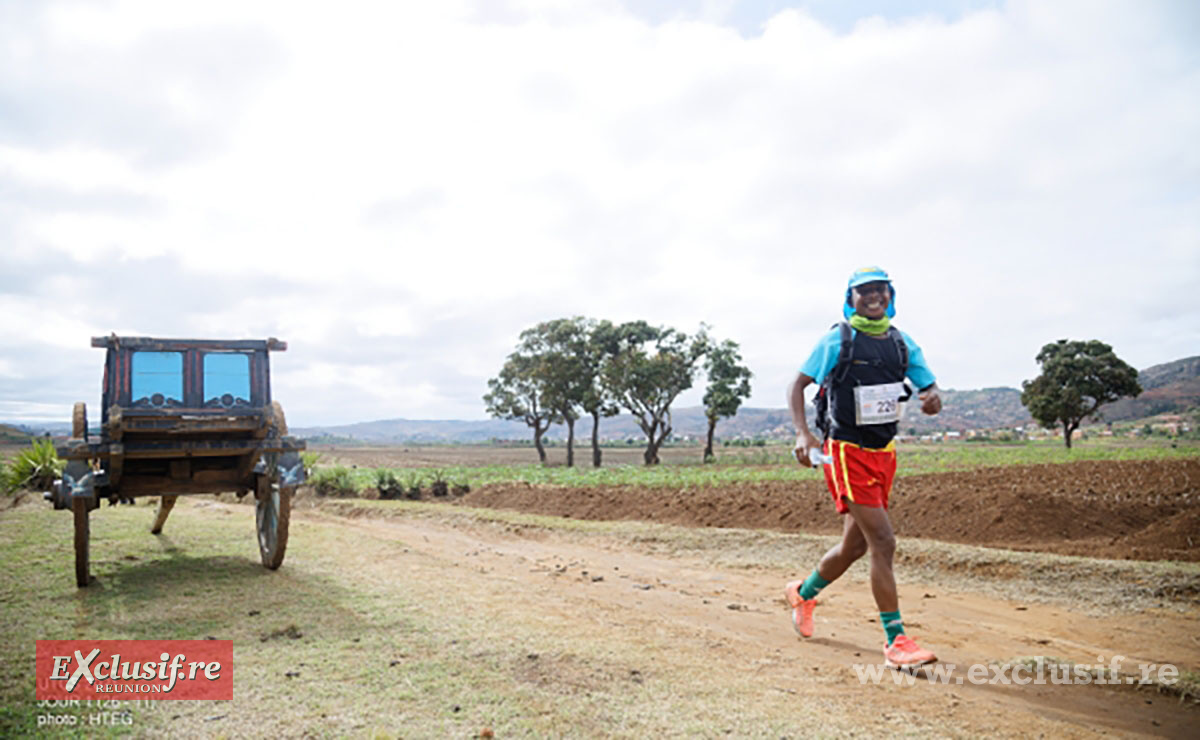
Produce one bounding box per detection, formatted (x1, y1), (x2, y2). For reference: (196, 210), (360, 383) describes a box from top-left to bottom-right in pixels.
(786, 266), (942, 668)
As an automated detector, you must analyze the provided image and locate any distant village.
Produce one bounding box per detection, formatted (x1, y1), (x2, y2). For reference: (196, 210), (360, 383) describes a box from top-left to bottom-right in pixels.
(711, 412), (1195, 447)
(895, 413), (1190, 444)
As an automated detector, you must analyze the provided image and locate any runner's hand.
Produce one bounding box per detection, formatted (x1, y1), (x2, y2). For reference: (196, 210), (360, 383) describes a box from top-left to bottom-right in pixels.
(793, 431), (822, 468)
(919, 389), (942, 415)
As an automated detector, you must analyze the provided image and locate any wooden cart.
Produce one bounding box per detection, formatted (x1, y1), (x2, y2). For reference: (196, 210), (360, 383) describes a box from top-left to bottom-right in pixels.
(45, 336), (306, 587)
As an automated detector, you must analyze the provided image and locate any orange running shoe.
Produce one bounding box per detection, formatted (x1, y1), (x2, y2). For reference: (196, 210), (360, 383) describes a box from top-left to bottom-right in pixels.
(784, 580), (816, 638)
(883, 635), (937, 668)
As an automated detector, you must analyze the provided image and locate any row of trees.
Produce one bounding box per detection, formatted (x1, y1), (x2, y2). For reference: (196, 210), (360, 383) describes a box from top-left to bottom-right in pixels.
(487, 328), (1144, 459)
(483, 318), (752, 466)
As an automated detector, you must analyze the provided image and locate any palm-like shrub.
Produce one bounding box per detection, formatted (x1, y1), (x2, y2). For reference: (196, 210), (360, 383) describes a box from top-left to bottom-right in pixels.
(3, 438), (64, 493)
(299, 451), (322, 477)
(374, 468), (403, 499)
(310, 465), (360, 497)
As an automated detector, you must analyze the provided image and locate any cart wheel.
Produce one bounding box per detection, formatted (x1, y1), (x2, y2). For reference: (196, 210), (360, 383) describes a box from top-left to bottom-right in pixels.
(73, 496), (91, 587)
(72, 402), (87, 441)
(255, 477), (291, 569)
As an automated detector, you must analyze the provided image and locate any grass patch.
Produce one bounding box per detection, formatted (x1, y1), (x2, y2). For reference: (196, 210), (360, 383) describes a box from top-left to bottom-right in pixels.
(892, 436), (1199, 474)
(0, 499), (834, 737)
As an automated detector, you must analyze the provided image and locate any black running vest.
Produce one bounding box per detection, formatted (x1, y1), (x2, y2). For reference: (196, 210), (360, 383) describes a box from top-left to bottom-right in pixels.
(829, 332), (908, 449)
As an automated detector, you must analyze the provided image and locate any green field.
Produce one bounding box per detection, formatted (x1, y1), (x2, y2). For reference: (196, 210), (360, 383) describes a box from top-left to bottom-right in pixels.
(320, 438), (1200, 493)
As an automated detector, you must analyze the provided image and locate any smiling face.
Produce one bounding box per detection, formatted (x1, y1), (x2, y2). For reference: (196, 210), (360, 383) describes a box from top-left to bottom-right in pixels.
(850, 281), (891, 319)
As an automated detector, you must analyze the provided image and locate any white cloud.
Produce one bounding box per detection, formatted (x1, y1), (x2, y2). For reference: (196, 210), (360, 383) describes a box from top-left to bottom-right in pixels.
(1, 0), (1196, 425)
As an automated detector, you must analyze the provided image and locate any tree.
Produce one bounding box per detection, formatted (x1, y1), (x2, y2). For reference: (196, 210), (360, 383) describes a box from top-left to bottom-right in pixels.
(602, 321), (707, 465)
(516, 318), (592, 468)
(483, 353), (560, 463)
(580, 319), (622, 467)
(701, 338), (753, 462)
(1020, 339), (1141, 449)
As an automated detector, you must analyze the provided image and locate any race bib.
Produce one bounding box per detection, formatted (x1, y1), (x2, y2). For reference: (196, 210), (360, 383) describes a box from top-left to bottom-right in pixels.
(853, 382), (904, 425)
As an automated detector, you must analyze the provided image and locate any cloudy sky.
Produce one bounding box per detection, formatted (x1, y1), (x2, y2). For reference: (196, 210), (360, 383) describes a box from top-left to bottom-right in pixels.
(2, 0), (1197, 427)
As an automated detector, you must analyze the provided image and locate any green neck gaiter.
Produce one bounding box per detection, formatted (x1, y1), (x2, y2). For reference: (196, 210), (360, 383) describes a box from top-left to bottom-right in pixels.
(848, 314), (890, 335)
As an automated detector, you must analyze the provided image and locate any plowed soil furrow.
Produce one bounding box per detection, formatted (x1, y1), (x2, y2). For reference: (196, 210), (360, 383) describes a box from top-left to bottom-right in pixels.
(454, 459), (1200, 561)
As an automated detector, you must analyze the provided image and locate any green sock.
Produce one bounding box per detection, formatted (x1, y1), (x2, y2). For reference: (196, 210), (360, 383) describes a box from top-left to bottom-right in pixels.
(798, 570), (831, 600)
(880, 611), (905, 645)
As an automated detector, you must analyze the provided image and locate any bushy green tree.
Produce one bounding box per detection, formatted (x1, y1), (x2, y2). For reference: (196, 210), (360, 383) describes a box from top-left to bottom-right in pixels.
(603, 322), (707, 465)
(1020, 339), (1141, 448)
(580, 319), (622, 467)
(484, 352), (561, 463)
(701, 338), (753, 462)
(516, 318), (593, 467)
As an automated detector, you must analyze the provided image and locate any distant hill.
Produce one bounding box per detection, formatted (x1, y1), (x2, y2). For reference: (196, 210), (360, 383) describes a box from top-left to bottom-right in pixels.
(0, 424), (38, 444)
(293, 356), (1200, 444)
(291, 393), (1035, 446)
(900, 387), (1032, 433)
(291, 410), (785, 445)
(290, 388), (1033, 444)
(0, 421), (69, 437)
(1137, 356), (1200, 391)
(1094, 356), (1200, 422)
(295, 418), (541, 444)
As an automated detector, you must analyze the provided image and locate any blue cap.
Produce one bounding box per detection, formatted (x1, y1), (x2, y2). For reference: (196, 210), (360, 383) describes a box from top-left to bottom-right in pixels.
(844, 266), (896, 319)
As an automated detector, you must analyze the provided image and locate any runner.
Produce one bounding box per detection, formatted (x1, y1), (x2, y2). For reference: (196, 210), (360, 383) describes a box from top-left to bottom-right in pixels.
(785, 266), (943, 668)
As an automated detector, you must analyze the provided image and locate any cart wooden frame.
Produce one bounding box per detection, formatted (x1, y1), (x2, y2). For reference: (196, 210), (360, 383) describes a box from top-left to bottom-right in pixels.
(47, 336), (306, 587)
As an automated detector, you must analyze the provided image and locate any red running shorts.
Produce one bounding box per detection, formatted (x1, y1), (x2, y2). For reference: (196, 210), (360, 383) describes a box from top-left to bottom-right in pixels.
(822, 439), (897, 514)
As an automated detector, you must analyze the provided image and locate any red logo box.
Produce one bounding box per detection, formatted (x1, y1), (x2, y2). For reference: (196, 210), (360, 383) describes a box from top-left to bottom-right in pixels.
(36, 640), (232, 700)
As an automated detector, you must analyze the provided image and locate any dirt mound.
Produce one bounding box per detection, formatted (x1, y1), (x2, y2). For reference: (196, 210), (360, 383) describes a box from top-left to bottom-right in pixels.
(456, 459), (1200, 562)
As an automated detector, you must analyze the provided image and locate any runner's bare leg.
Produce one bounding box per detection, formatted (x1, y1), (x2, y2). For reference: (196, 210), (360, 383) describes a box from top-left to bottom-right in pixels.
(844, 501), (899, 612)
(815, 513), (869, 582)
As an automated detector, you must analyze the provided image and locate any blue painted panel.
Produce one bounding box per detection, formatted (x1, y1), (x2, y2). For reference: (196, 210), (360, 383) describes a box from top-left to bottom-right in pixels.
(203, 352), (251, 406)
(131, 352), (183, 404)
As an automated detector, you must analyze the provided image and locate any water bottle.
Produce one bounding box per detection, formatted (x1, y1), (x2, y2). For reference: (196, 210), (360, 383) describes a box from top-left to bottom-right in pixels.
(808, 448), (832, 466)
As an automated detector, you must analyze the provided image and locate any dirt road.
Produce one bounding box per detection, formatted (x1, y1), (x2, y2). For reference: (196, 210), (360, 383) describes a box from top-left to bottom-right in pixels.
(298, 499), (1199, 738)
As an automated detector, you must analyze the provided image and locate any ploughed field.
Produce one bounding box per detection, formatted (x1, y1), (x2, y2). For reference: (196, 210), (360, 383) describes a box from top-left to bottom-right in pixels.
(452, 459), (1200, 562)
